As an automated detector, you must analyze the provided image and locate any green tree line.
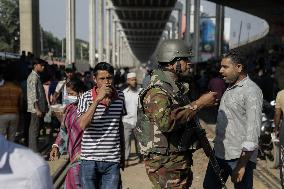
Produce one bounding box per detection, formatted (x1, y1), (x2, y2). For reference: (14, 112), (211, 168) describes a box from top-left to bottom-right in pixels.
(0, 0), (89, 60)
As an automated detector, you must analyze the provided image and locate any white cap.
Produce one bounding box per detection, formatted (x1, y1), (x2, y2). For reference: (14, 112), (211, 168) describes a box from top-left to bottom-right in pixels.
(127, 72), (136, 79)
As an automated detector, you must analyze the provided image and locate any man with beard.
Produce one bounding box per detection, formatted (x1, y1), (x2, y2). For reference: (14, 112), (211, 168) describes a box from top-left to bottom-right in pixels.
(122, 72), (142, 166)
(136, 39), (217, 188)
(203, 50), (263, 189)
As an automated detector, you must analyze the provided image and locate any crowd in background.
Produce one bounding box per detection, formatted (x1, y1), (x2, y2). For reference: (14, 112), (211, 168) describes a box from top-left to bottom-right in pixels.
(0, 42), (284, 188)
(1, 42), (284, 147)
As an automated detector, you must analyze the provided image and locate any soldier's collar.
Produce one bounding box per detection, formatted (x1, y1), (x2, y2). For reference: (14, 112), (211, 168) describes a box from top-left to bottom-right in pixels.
(163, 70), (178, 82)
(153, 69), (180, 93)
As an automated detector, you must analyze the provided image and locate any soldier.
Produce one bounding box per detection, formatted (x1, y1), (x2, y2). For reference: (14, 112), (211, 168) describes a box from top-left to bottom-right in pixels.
(136, 39), (218, 188)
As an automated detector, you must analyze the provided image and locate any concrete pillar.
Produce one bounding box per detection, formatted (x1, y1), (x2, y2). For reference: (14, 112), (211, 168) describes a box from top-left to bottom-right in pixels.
(112, 18), (117, 67)
(98, 0), (104, 62)
(165, 25), (171, 39)
(118, 34), (122, 68)
(172, 23), (176, 39)
(19, 0), (40, 57)
(66, 0), (76, 65)
(178, 10), (182, 39)
(185, 0), (191, 45)
(89, 0), (96, 68)
(122, 41), (125, 67)
(193, 0), (200, 63)
(169, 16), (176, 39)
(105, 1), (111, 63)
(115, 25), (120, 68)
(175, 2), (183, 39)
(215, 4), (225, 58)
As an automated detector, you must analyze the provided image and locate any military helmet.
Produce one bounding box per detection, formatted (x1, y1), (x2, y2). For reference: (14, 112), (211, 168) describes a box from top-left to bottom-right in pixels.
(156, 39), (193, 63)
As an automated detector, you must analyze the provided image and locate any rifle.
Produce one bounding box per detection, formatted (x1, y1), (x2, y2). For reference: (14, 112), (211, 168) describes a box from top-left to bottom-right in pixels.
(177, 114), (227, 189)
(193, 117), (227, 189)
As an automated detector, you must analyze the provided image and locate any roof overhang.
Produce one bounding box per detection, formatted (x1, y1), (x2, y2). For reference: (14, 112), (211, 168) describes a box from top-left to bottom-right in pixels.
(111, 0), (177, 62)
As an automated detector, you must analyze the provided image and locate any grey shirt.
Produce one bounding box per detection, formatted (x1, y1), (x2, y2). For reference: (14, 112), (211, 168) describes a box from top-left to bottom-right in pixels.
(27, 70), (48, 113)
(214, 76), (263, 163)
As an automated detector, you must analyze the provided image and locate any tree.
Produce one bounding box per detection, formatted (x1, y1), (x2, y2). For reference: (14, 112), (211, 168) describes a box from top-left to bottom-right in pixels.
(0, 0), (89, 60)
(0, 0), (20, 52)
(42, 29), (62, 58)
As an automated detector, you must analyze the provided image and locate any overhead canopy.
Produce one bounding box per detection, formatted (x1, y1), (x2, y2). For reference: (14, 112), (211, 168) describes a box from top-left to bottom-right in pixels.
(112, 0), (284, 62)
(111, 0), (177, 62)
(207, 0), (284, 30)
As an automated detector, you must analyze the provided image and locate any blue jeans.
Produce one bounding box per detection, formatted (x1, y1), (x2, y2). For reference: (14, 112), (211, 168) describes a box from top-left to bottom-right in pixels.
(80, 160), (120, 189)
(203, 157), (256, 189)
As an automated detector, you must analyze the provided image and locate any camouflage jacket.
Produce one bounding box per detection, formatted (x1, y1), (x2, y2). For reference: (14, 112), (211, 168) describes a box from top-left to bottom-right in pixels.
(136, 69), (198, 155)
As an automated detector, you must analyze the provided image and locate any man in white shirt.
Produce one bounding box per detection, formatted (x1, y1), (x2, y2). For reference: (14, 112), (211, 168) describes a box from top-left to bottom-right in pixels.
(123, 73), (142, 166)
(52, 66), (75, 105)
(0, 134), (53, 189)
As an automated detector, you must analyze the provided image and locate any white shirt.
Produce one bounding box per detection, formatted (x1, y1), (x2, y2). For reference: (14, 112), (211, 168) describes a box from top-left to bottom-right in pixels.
(55, 80), (69, 105)
(0, 135), (53, 189)
(122, 87), (142, 126)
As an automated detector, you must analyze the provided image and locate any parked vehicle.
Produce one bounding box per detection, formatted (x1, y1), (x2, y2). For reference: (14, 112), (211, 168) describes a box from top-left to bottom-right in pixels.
(258, 100), (279, 168)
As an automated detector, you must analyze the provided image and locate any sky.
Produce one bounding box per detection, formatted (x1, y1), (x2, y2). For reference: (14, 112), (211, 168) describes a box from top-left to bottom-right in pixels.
(39, 0), (269, 47)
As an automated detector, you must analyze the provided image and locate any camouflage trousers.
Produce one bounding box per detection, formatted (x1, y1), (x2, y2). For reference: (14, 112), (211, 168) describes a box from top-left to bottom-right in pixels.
(144, 153), (193, 189)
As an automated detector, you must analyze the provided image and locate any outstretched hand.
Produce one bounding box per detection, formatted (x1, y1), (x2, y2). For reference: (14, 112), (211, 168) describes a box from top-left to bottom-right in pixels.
(198, 91), (218, 107)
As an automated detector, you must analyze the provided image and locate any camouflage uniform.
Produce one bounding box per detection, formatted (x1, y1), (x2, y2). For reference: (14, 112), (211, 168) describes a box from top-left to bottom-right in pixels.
(136, 69), (198, 189)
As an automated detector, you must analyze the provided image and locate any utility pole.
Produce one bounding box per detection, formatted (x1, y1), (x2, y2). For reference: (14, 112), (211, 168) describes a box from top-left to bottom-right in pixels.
(185, 0), (191, 45)
(214, 4), (225, 58)
(193, 0), (200, 63)
(89, 0), (96, 68)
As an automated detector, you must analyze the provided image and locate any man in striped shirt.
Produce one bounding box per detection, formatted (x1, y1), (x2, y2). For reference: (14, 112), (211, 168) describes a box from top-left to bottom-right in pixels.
(77, 62), (125, 189)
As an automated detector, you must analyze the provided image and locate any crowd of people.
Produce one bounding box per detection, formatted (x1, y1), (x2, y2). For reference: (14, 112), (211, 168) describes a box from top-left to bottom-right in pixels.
(0, 39), (284, 189)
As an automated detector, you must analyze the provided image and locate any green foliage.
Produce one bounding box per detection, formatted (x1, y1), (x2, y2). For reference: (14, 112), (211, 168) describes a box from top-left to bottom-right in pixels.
(0, 0), (20, 52)
(0, 0), (89, 61)
(42, 29), (62, 57)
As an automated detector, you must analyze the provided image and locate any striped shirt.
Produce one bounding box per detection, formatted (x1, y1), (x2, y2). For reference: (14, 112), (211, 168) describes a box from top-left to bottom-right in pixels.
(77, 89), (125, 163)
